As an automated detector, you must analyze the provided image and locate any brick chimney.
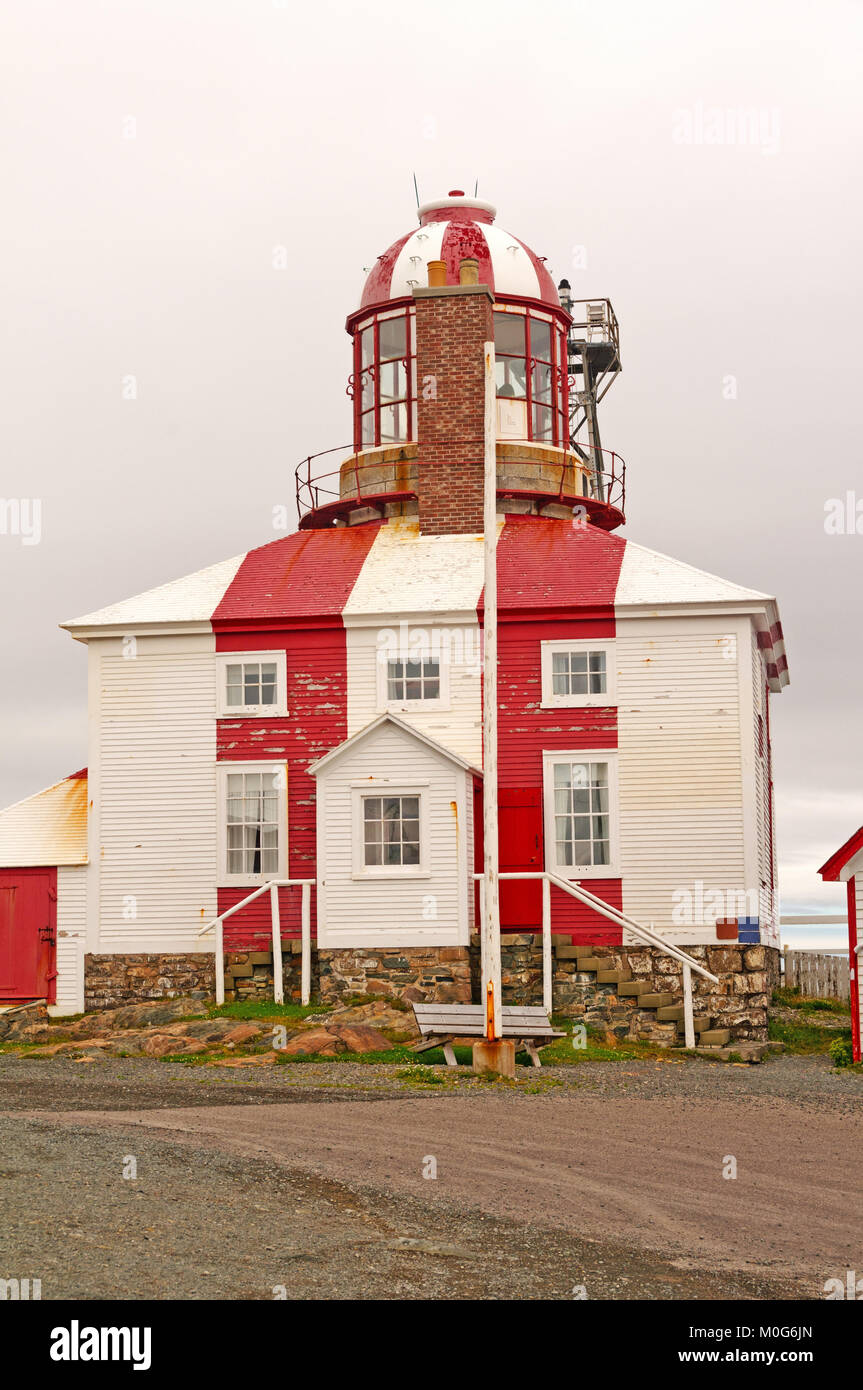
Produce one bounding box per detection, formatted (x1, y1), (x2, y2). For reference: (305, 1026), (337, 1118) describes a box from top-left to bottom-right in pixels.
(412, 259), (494, 535)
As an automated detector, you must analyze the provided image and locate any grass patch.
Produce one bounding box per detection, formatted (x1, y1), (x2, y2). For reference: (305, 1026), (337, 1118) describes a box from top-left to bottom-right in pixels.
(207, 999), (328, 1023)
(768, 1017), (852, 1056)
(772, 987), (849, 1016)
(538, 1021), (672, 1065)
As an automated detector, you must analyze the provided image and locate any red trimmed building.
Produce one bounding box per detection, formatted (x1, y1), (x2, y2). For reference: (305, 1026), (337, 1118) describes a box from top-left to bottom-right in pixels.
(819, 829), (863, 1062)
(0, 192), (788, 1030)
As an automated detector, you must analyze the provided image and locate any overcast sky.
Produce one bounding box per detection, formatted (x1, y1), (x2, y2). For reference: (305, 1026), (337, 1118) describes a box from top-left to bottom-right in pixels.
(1, 0), (860, 930)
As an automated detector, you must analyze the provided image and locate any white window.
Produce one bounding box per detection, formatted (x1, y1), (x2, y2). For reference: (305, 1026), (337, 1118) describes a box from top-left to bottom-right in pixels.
(217, 762), (287, 885)
(542, 751), (619, 878)
(541, 639), (615, 708)
(216, 651), (287, 717)
(351, 785), (429, 878)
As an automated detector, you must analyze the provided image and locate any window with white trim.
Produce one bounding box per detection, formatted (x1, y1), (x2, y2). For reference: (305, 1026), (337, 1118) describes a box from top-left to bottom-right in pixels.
(216, 651), (287, 717)
(377, 646), (449, 711)
(351, 785), (429, 878)
(543, 752), (618, 878)
(363, 794), (420, 867)
(217, 763), (286, 884)
(387, 657), (440, 702)
(540, 640), (615, 708)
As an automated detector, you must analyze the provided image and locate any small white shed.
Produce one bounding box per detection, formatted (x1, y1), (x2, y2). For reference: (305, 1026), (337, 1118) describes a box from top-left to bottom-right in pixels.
(309, 714), (480, 949)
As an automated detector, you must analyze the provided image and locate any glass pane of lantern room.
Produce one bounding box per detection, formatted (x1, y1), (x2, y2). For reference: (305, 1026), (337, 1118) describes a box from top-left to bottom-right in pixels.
(380, 403), (407, 443)
(496, 356), (527, 398)
(361, 325), (374, 368)
(532, 403), (553, 441)
(378, 315), (406, 361)
(494, 312), (525, 357)
(530, 319), (552, 362)
(379, 359), (406, 404)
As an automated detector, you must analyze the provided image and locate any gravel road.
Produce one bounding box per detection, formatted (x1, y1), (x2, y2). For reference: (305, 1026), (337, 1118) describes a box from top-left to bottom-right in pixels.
(2, 1052), (860, 1301)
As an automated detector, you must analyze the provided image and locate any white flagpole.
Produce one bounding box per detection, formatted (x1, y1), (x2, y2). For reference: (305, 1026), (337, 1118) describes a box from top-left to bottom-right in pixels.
(481, 339), (502, 1041)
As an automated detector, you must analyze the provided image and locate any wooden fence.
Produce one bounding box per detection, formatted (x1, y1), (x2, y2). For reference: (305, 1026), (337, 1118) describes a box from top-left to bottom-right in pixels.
(783, 949), (850, 1001)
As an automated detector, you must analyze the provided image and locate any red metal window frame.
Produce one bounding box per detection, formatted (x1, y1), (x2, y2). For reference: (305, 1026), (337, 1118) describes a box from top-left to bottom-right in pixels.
(495, 310), (570, 448)
(352, 310), (415, 452)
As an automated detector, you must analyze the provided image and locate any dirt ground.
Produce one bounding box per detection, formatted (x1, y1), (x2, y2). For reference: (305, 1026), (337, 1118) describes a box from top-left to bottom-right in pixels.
(2, 1052), (861, 1301)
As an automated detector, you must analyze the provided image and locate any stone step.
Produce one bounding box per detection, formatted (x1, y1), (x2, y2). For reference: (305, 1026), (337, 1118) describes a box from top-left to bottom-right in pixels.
(638, 992), (674, 1009)
(698, 1028), (732, 1046)
(596, 969), (632, 984)
(577, 957), (615, 973)
(574, 946), (603, 959)
(617, 980), (652, 997)
(656, 1004), (684, 1021)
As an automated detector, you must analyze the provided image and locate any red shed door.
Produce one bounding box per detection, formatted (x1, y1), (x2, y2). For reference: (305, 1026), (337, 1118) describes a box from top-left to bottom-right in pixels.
(0, 869), (57, 1003)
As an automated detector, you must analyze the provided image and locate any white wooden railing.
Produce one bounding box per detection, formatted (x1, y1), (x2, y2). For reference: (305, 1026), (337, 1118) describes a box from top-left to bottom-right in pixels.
(474, 870), (719, 1049)
(197, 879), (313, 1007)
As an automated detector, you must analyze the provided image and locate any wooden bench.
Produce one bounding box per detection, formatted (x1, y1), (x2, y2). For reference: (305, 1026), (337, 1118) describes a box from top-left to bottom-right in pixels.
(411, 1003), (565, 1068)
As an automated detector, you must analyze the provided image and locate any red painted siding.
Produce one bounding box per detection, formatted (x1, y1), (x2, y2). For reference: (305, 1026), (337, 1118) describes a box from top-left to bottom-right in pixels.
(483, 517), (626, 942)
(213, 527), (378, 948)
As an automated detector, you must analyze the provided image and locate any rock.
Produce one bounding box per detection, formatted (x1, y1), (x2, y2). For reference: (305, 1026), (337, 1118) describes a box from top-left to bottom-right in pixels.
(140, 1033), (208, 1058)
(221, 1022), (264, 1045)
(281, 1029), (345, 1056)
(58, 997), (205, 1040)
(326, 1023), (392, 1053)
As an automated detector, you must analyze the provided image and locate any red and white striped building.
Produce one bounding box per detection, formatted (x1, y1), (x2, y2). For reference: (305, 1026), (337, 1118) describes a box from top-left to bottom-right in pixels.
(0, 192), (788, 1013)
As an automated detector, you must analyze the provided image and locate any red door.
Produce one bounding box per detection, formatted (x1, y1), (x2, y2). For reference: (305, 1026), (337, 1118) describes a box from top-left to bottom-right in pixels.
(0, 868), (57, 1004)
(499, 788), (543, 928)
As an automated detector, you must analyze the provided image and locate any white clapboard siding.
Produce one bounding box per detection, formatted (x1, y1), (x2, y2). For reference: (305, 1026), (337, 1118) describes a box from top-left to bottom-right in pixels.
(93, 635), (218, 953)
(751, 631), (778, 941)
(53, 864), (87, 1015)
(345, 622), (482, 767)
(616, 616), (747, 939)
(315, 719), (469, 948)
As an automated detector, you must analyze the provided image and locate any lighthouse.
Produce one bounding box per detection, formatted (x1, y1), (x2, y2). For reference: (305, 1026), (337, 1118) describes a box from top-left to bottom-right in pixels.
(0, 191), (788, 1050)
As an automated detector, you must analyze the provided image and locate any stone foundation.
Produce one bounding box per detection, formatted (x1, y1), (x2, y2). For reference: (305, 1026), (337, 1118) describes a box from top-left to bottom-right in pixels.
(83, 940), (780, 1043)
(84, 953), (215, 1011)
(318, 946), (472, 1005)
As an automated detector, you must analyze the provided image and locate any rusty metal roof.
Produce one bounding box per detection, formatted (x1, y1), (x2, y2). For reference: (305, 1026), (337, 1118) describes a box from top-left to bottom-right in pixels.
(0, 771), (88, 867)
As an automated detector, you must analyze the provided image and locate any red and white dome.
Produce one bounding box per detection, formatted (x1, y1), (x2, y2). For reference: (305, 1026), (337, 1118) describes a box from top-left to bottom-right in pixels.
(359, 191), (560, 313)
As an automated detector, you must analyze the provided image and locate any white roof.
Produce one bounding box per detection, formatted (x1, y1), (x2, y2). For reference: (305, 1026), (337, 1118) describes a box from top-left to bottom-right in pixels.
(616, 539), (774, 609)
(61, 553), (245, 632)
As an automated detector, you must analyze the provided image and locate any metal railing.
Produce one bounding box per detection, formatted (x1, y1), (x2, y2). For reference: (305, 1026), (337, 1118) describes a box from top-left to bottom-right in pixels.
(197, 879), (313, 1007)
(295, 441), (625, 524)
(474, 870), (718, 1048)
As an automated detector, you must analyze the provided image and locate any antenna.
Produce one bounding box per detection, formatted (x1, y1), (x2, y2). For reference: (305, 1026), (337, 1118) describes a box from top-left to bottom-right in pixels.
(474, 177), (478, 196)
(413, 172), (420, 208)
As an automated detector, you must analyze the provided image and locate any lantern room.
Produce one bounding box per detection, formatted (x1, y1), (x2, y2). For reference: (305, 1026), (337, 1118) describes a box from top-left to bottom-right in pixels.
(296, 192), (626, 532)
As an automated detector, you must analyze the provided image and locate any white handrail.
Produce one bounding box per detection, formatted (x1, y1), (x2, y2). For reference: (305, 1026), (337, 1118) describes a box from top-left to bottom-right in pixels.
(474, 869), (719, 1046)
(198, 878), (314, 1006)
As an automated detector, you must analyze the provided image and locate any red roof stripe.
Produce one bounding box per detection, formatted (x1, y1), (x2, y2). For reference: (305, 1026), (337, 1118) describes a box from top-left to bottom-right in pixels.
(439, 220), (496, 294)
(360, 230), (415, 310)
(489, 515), (627, 614)
(212, 525), (381, 626)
